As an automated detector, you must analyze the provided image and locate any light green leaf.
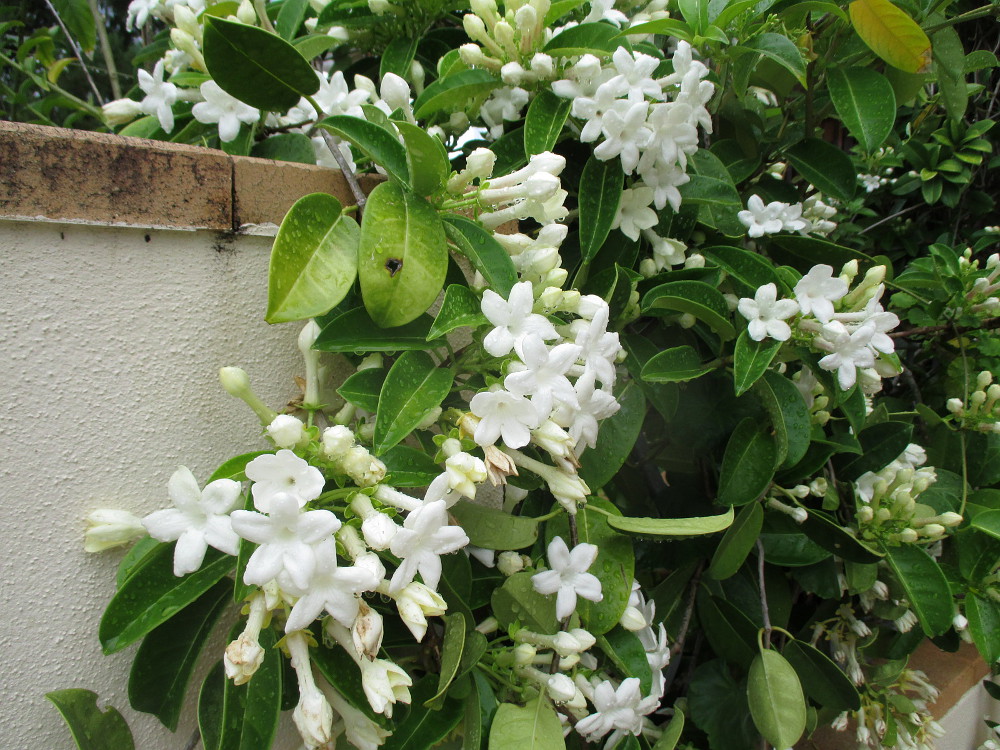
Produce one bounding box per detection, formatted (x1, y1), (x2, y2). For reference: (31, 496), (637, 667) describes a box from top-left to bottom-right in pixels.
(620, 19), (692, 42)
(47, 690), (135, 750)
(492, 572), (559, 633)
(882, 543), (954, 636)
(678, 0), (709, 34)
(489, 697), (566, 750)
(52, 0), (96, 53)
(396, 121), (449, 196)
(524, 89), (571, 155)
(337, 367), (386, 413)
(413, 69), (500, 119)
(849, 0), (932, 73)
(641, 346), (716, 383)
(754, 370), (811, 468)
(450, 501), (539, 550)
(428, 284), (488, 340)
(933, 26), (968, 121)
(747, 649), (807, 749)
(275, 0), (308, 39)
(251, 133), (316, 164)
(442, 215), (518, 296)
(426, 613), (467, 708)
(653, 710), (685, 750)
(966, 594), (1000, 663)
(828, 67), (897, 152)
(733, 333), (781, 396)
(785, 138), (857, 200)
(380, 36), (419, 80)
(313, 307), (436, 352)
(358, 181), (448, 327)
(203, 16), (319, 111)
(709, 501), (763, 580)
(578, 154), (624, 265)
(717, 418), (777, 506)
(743, 33), (807, 83)
(543, 22), (623, 57)
(641, 280), (737, 339)
(266, 193), (360, 323)
(373, 350), (453, 454)
(579, 379), (646, 490)
(293, 33), (343, 60)
(599, 629), (653, 693)
(319, 115), (409, 185)
(607, 506), (735, 537)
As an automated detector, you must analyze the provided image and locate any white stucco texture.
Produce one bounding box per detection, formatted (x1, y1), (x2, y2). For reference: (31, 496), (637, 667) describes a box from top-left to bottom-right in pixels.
(0, 220), (308, 749)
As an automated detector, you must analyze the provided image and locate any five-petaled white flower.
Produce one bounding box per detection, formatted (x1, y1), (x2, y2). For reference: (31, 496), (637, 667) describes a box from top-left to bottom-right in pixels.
(504, 334), (581, 418)
(192, 80), (260, 143)
(143, 466), (242, 576)
(245, 449), (325, 512)
(283, 538), (380, 633)
(738, 283), (800, 341)
(388, 499), (469, 593)
(231, 492), (341, 590)
(532, 536), (603, 620)
(137, 60), (178, 133)
(481, 281), (558, 357)
(793, 264), (848, 323)
(470, 387), (542, 449)
(814, 321), (877, 390)
(575, 677), (660, 748)
(359, 658), (413, 718)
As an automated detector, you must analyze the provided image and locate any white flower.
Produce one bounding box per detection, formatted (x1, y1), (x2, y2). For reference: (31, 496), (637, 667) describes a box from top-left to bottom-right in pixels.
(505, 335), (582, 418)
(738, 194), (790, 238)
(322, 684), (391, 750)
(584, 0), (628, 26)
(231, 493), (341, 590)
(361, 511), (399, 551)
(794, 264), (848, 323)
(137, 60), (178, 132)
(814, 321), (876, 390)
(575, 678), (660, 747)
(395, 581), (447, 642)
(547, 673), (579, 703)
(265, 414), (306, 449)
(102, 97), (143, 126)
(283, 539), (379, 632)
(470, 387), (541, 449)
(84, 509), (146, 552)
(568, 372), (620, 452)
(481, 281), (558, 357)
(737, 283), (800, 341)
(639, 159), (689, 212)
(142, 466), (242, 576)
(388, 499), (470, 592)
(444, 452), (488, 499)
(480, 86), (530, 137)
(359, 658), (412, 718)
(192, 80), (260, 142)
(604, 47), (663, 102)
(593, 100), (653, 174)
(612, 186), (658, 241)
(531, 536), (603, 620)
(570, 302), (621, 390)
(126, 0), (160, 30)
(287, 631), (335, 750)
(245, 450), (325, 512)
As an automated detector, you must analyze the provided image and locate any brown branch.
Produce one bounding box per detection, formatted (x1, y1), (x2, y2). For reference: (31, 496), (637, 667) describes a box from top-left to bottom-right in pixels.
(318, 129), (367, 215)
(889, 316), (1000, 339)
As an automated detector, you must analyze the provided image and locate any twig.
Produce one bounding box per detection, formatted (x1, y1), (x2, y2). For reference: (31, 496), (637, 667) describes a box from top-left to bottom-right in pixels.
(88, 0), (122, 100)
(858, 204), (920, 235)
(889, 316), (1000, 339)
(318, 129), (367, 214)
(568, 514), (579, 547)
(757, 540), (772, 649)
(182, 729), (200, 750)
(42, 0), (105, 105)
(661, 563), (704, 695)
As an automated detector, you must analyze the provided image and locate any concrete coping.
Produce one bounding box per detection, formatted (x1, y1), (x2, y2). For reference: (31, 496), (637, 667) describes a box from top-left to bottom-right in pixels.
(0, 120), (376, 233)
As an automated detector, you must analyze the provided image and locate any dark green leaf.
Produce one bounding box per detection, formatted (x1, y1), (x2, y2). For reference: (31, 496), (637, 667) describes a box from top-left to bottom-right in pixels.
(441, 215), (518, 296)
(782, 639), (861, 712)
(641, 280), (737, 339)
(413, 69), (500, 119)
(524, 90), (571, 155)
(374, 350), (452, 454)
(882, 543), (954, 636)
(834, 421), (913, 481)
(275, 0), (309, 39)
(578, 154), (624, 265)
(718, 417), (777, 506)
(599, 628), (653, 694)
(966, 594), (1000, 663)
(734, 333), (782, 396)
(754, 370), (811, 468)
(52, 0), (96, 52)
(337, 367), (386, 412)
(117, 537), (165, 588)
(827, 66), (896, 152)
(703, 245), (781, 297)
(313, 307), (436, 352)
(688, 659), (757, 750)
(319, 115), (409, 185)
(251, 133), (316, 164)
(449, 501), (539, 550)
(396, 121), (449, 196)
(426, 613), (467, 708)
(696, 591), (757, 668)
(799, 509), (883, 563)
(767, 235), (875, 274)
(641, 346), (716, 383)
(47, 690), (134, 750)
(428, 284), (488, 340)
(381, 444), (442, 487)
(579, 379), (645, 489)
(709, 501), (763, 580)
(492, 571), (559, 634)
(785, 138), (857, 201)
(380, 36), (419, 80)
(743, 33), (806, 82)
(542, 22), (623, 57)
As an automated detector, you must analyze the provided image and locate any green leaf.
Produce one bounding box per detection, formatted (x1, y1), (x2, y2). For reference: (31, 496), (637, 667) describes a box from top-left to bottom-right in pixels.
(489, 126), (528, 176)
(450, 501), (539, 550)
(198, 630), (282, 750)
(203, 16), (319, 111)
(129, 579), (231, 730)
(547, 497), (634, 634)
(100, 547), (234, 654)
(747, 649), (807, 749)
(703, 245), (781, 297)
(697, 591), (758, 668)
(933, 26), (968, 121)
(381, 444), (442, 487)
(683, 150), (744, 236)
(848, 0), (932, 74)
(396, 121), (449, 196)
(599, 628), (653, 693)
(385, 676), (463, 749)
(374, 350), (453, 454)
(319, 115), (409, 185)
(718, 418), (777, 506)
(782, 639), (861, 712)
(754, 370), (811, 468)
(578, 154), (624, 265)
(232, 492), (255, 605)
(785, 138), (857, 201)
(524, 90), (571, 156)
(492, 571), (559, 633)
(743, 33), (806, 83)
(834, 421), (913, 481)
(653, 711), (685, 750)
(380, 36), (419, 80)
(689, 659), (757, 750)
(337, 367), (386, 412)
(265, 193), (360, 323)
(117, 537), (165, 588)
(293, 33), (343, 60)
(641, 345), (715, 383)
(47, 690), (134, 750)
(678, 0), (709, 33)
(734, 333), (781, 396)
(966, 594), (1000, 663)
(767, 236), (874, 274)
(441, 215), (518, 296)
(828, 67), (897, 152)
(709, 501), (763, 580)
(358, 181), (448, 327)
(970, 510), (1000, 542)
(426, 613), (467, 708)
(579, 379), (645, 490)
(251, 133), (316, 164)
(488, 697), (566, 750)
(641, 280), (737, 339)
(428, 284), (488, 340)
(413, 69), (500, 119)
(52, 0), (96, 53)
(275, 0), (309, 39)
(313, 307), (436, 352)
(882, 543), (954, 636)
(542, 22), (623, 57)
(622, 18), (693, 42)
(607, 506), (735, 537)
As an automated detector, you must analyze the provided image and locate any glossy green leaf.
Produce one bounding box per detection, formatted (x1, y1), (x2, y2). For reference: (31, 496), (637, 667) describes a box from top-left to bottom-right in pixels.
(882, 543), (954, 636)
(828, 66), (896, 152)
(265, 193), (359, 323)
(653, 710), (685, 750)
(683, 150), (744, 236)
(709, 501), (763, 580)
(380, 444), (441, 487)
(385, 676), (463, 749)
(275, 0), (308, 39)
(413, 69), (500, 119)
(492, 571), (559, 633)
(380, 36), (418, 80)
(545, 0), (588, 24)
(688, 659), (757, 750)
(834, 421), (913, 481)
(450, 501), (539, 550)
(100, 547), (234, 654)
(641, 345), (716, 383)
(767, 235), (875, 274)
(47, 690), (134, 750)
(734, 333), (781, 396)
(579, 379), (646, 489)
(849, 0), (932, 74)
(703, 245), (781, 297)
(319, 115), (408, 184)
(970, 510), (1000, 542)
(52, 0), (96, 53)
(542, 22), (623, 57)
(754, 370), (811, 468)
(251, 133), (315, 164)
(786, 138), (857, 201)
(128, 579), (230, 730)
(524, 90), (571, 155)
(116, 537), (165, 588)
(718, 418), (777, 506)
(744, 32), (806, 83)
(396, 121), (449, 196)
(358, 181), (448, 327)
(783, 639), (861, 712)
(599, 628), (653, 694)
(374, 350), (452, 454)
(428, 284), (488, 340)
(198, 630), (282, 750)
(621, 18), (693, 42)
(489, 126), (529, 175)
(697, 591), (758, 668)
(578, 154), (624, 265)
(441, 215), (518, 296)
(642, 280), (737, 339)
(747, 649), (807, 749)
(800, 508), (883, 563)
(232, 492), (255, 605)
(426, 613), (467, 708)
(489, 697), (566, 750)
(547, 497), (634, 634)
(607, 506), (735, 537)
(203, 16), (319, 111)
(678, 0), (709, 33)
(966, 594), (1000, 663)
(313, 307), (436, 352)
(293, 33), (343, 61)
(337, 367), (386, 412)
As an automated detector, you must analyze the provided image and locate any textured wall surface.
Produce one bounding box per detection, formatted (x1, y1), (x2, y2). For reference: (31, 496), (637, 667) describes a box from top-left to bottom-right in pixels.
(0, 220), (305, 749)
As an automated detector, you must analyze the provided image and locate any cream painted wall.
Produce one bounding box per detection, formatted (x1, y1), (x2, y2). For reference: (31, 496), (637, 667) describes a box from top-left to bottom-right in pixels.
(1, 219), (304, 749)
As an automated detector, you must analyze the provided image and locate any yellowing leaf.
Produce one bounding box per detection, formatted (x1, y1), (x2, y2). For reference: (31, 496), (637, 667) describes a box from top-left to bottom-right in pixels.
(47, 57), (75, 84)
(849, 0), (932, 73)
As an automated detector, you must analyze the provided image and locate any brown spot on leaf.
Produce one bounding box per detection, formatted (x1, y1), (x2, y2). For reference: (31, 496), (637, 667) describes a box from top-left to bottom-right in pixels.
(385, 258), (403, 277)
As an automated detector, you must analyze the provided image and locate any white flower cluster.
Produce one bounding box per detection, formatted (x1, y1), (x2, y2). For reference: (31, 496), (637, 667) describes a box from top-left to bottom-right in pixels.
(737, 262), (901, 391)
(947, 369), (1000, 433)
(738, 193), (838, 238)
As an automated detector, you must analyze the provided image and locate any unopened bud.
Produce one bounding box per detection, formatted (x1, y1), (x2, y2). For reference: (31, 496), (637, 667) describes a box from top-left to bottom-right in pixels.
(220, 367), (278, 425)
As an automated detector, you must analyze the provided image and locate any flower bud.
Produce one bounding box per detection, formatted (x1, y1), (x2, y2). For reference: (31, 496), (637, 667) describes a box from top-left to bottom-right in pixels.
(362, 512), (398, 551)
(568, 628), (596, 651)
(102, 97), (143, 126)
(84, 509), (146, 552)
(497, 550), (525, 576)
(947, 398), (964, 414)
(514, 643), (537, 664)
(547, 673), (577, 703)
(395, 582), (447, 642)
(445, 452), (488, 498)
(224, 632), (265, 685)
(380, 73), (411, 112)
(938, 511), (963, 527)
(236, 0), (256, 23)
(619, 606), (648, 632)
(352, 603), (384, 659)
(322, 424), (355, 459)
(266, 414), (306, 449)
(219, 367), (278, 425)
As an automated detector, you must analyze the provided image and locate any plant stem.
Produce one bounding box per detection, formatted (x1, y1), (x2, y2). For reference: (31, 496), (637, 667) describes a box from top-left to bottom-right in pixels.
(43, 0), (105, 105)
(315, 121), (368, 215)
(925, 4), (1000, 32)
(88, 0), (122, 100)
(253, 0), (277, 33)
(889, 316), (1000, 339)
(0, 52), (104, 119)
(757, 540), (772, 648)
